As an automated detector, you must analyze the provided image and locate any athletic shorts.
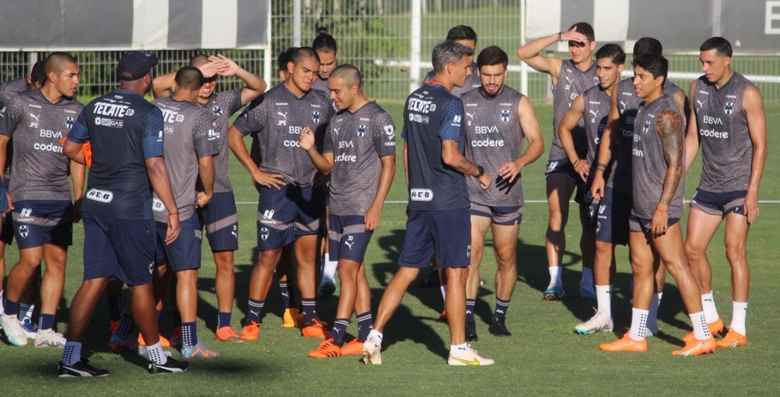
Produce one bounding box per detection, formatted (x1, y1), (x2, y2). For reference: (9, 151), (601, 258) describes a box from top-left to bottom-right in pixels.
(198, 191), (239, 252)
(256, 184), (325, 251)
(398, 208), (470, 268)
(12, 200), (73, 249)
(0, 213), (13, 245)
(545, 160), (588, 203)
(328, 214), (373, 263)
(629, 215), (680, 234)
(155, 216), (203, 272)
(83, 215), (156, 286)
(690, 189), (746, 217)
(594, 188), (631, 245)
(469, 202), (522, 225)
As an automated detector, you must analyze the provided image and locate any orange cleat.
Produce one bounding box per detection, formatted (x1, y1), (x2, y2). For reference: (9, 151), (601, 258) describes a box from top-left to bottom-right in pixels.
(240, 321), (261, 342)
(673, 337), (717, 356)
(340, 339), (364, 356)
(137, 333), (172, 348)
(301, 319), (329, 339)
(216, 326), (242, 343)
(308, 339), (342, 359)
(716, 330), (748, 349)
(282, 308), (303, 329)
(599, 334), (648, 353)
(683, 319), (726, 344)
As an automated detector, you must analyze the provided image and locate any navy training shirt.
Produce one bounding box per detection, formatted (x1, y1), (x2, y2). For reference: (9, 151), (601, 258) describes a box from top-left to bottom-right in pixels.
(403, 83), (468, 211)
(68, 89), (164, 220)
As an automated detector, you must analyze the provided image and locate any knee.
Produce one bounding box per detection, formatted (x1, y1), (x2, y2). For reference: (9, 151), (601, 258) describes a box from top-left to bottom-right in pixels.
(684, 242), (705, 264)
(725, 241), (746, 266)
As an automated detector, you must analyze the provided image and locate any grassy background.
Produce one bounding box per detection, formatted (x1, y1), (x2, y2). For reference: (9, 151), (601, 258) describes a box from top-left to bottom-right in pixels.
(0, 102), (778, 396)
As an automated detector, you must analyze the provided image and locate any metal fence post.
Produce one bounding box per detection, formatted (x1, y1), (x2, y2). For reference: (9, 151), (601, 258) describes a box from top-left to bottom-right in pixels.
(410, 0), (422, 93)
(293, 0), (302, 47)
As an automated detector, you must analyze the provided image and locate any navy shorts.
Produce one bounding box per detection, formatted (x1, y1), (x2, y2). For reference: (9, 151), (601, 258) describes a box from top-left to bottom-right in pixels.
(545, 160), (588, 203)
(594, 188), (631, 245)
(256, 184), (325, 251)
(83, 215), (156, 286)
(155, 216), (203, 272)
(328, 214), (373, 263)
(629, 215), (680, 234)
(0, 214), (13, 245)
(12, 200), (73, 249)
(398, 208), (470, 268)
(691, 189), (746, 217)
(469, 202), (522, 225)
(199, 191), (239, 252)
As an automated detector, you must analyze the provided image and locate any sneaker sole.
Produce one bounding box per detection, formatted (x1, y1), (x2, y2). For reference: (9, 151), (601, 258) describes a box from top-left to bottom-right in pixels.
(447, 357), (495, 366)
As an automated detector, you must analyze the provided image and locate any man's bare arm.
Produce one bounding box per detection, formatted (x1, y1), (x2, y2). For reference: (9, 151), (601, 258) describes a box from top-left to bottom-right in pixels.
(656, 109), (685, 208)
(684, 79), (700, 171)
(743, 85), (768, 224)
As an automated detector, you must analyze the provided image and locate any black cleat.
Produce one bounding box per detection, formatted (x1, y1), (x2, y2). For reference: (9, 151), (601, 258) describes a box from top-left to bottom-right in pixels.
(488, 316), (512, 337)
(147, 357), (189, 374)
(58, 360), (110, 378)
(466, 318), (478, 342)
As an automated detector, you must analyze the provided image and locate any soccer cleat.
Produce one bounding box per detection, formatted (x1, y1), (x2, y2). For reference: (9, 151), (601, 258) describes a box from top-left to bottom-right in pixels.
(542, 286), (565, 301)
(147, 357), (189, 374)
(340, 339), (364, 356)
(215, 326), (242, 343)
(575, 313), (613, 336)
(301, 319), (328, 339)
(281, 308), (303, 329)
(308, 338), (342, 359)
(447, 345), (495, 366)
(683, 319), (726, 344)
(240, 321), (261, 342)
(1, 314), (28, 346)
(34, 329), (67, 348)
(716, 330), (748, 349)
(361, 333), (382, 365)
(137, 333), (172, 348)
(489, 316), (512, 337)
(466, 319), (478, 342)
(672, 337), (717, 356)
(20, 317), (38, 339)
(599, 334), (648, 353)
(181, 343), (220, 360)
(58, 360), (110, 378)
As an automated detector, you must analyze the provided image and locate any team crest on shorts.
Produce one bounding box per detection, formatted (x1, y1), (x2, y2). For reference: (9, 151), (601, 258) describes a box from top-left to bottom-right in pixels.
(724, 101), (735, 115)
(357, 124), (367, 137)
(500, 109), (511, 123)
(260, 226), (270, 241)
(18, 224), (29, 239)
(312, 111), (321, 124)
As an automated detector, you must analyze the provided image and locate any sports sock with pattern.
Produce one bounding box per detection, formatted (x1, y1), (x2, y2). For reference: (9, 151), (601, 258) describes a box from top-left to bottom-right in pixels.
(701, 291), (720, 323)
(62, 341), (82, 366)
(356, 311), (372, 341)
(181, 321), (198, 348)
(690, 311), (711, 341)
(494, 299), (510, 320)
(218, 312), (232, 329)
(465, 299), (476, 322)
(331, 319), (349, 346)
(730, 301), (748, 335)
(247, 299), (265, 324)
(279, 282), (290, 310)
(301, 299), (317, 325)
(146, 341), (168, 365)
(628, 308), (649, 341)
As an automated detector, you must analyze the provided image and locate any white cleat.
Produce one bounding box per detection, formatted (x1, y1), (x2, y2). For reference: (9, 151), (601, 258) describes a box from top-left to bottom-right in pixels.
(1, 314), (29, 346)
(361, 332), (382, 365)
(574, 313), (614, 335)
(448, 345), (495, 366)
(34, 329), (66, 348)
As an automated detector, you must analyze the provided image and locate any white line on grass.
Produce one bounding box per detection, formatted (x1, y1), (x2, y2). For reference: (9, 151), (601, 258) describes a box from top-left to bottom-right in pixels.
(236, 199), (780, 205)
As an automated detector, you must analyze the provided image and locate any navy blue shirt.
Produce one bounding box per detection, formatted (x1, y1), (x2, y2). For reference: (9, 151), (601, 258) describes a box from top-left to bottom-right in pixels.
(68, 90), (164, 220)
(403, 83), (468, 211)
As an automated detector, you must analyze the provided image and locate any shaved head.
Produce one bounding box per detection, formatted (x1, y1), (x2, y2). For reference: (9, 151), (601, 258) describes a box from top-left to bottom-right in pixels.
(175, 66), (204, 90)
(44, 52), (77, 76)
(331, 64), (362, 89)
(190, 54), (210, 68)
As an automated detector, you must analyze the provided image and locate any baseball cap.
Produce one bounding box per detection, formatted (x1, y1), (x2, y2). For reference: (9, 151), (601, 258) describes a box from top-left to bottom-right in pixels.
(117, 52), (159, 81)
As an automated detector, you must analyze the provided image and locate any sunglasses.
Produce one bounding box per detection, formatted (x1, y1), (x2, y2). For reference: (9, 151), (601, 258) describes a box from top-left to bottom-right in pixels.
(568, 41), (586, 48)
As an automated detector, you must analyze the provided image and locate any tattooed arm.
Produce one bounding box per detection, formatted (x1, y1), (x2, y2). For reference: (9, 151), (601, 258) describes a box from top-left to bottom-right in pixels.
(651, 109), (685, 236)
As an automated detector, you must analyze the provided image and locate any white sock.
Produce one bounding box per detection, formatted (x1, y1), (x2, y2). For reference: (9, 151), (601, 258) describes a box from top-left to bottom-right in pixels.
(368, 329), (383, 344)
(730, 301), (748, 336)
(548, 266), (562, 289)
(646, 292), (662, 334)
(146, 342), (168, 365)
(690, 311), (711, 341)
(450, 343), (469, 354)
(595, 285), (611, 317)
(322, 253), (338, 282)
(580, 267), (594, 292)
(628, 308), (649, 341)
(701, 291), (720, 323)
(0, 290), (4, 314)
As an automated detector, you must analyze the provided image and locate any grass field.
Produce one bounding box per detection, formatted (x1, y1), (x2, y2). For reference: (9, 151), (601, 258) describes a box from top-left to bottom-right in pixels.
(0, 102), (778, 396)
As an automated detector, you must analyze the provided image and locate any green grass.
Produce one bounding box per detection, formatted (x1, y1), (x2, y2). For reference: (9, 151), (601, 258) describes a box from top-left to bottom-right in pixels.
(0, 103), (779, 396)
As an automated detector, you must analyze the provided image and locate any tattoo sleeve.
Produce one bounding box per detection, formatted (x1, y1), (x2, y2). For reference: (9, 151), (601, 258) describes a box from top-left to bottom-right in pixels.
(656, 109), (684, 207)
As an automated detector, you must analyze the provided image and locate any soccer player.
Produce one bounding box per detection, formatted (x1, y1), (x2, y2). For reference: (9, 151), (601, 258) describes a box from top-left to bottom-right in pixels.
(228, 47), (333, 342)
(517, 22), (599, 300)
(599, 54), (716, 356)
(683, 37), (766, 348)
(0, 53), (85, 348)
(362, 41), (494, 366)
(590, 37), (688, 336)
(153, 54), (265, 342)
(301, 64), (396, 358)
(557, 44), (625, 335)
(153, 67), (219, 359)
(59, 51), (188, 376)
(461, 46), (544, 341)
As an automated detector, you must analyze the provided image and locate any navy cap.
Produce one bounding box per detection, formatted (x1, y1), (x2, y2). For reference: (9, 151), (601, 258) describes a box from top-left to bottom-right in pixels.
(117, 52), (159, 81)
